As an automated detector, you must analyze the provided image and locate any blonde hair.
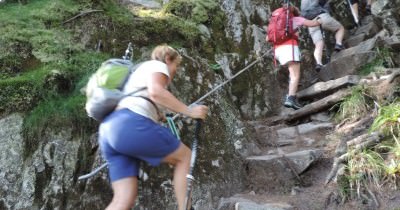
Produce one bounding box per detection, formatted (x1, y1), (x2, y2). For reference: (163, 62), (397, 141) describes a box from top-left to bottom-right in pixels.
(151, 44), (182, 64)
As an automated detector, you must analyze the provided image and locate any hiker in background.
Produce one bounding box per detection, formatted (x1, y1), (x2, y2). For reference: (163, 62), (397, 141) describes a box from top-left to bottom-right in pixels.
(266, 1), (321, 110)
(349, 0), (374, 23)
(349, 0), (361, 26)
(98, 44), (208, 210)
(365, 0), (373, 14)
(301, 0), (345, 72)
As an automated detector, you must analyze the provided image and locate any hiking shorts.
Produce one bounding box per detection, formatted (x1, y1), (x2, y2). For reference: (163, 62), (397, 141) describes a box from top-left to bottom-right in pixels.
(308, 13), (343, 44)
(275, 45), (301, 65)
(99, 108), (181, 182)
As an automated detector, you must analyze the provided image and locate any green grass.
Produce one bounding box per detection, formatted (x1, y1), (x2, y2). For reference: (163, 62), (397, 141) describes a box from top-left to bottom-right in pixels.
(163, 0), (219, 24)
(358, 47), (394, 76)
(0, 0), (84, 76)
(343, 101), (400, 196)
(335, 85), (371, 122)
(370, 101), (400, 136)
(0, 65), (49, 113)
(346, 149), (385, 197)
(23, 93), (97, 156)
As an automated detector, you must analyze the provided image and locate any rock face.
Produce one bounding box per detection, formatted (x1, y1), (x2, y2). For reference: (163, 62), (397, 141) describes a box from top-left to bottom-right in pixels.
(0, 114), (84, 209)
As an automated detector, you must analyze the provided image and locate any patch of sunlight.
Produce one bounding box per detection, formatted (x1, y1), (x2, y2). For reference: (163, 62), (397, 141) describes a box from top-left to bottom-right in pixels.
(133, 8), (166, 19)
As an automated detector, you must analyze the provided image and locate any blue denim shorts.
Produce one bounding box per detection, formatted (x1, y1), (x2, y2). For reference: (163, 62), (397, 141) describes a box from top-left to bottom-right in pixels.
(99, 109), (180, 182)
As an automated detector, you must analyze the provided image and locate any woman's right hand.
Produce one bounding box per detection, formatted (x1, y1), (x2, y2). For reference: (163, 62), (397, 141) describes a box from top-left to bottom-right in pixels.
(187, 105), (209, 120)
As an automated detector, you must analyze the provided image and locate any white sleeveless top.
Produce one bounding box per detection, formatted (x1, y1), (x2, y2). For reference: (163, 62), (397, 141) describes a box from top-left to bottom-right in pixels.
(118, 60), (170, 122)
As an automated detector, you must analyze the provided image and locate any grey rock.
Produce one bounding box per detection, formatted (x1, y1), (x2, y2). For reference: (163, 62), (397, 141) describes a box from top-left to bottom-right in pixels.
(246, 149), (323, 192)
(297, 122), (334, 134)
(319, 38), (377, 81)
(297, 75), (360, 100)
(236, 201), (293, 210)
(310, 112), (332, 122)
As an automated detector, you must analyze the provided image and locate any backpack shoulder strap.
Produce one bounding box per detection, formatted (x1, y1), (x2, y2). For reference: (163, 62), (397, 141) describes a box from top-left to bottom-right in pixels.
(118, 62), (143, 90)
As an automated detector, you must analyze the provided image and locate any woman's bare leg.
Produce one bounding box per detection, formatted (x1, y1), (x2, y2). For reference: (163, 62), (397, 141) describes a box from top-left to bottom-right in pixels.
(287, 62), (301, 96)
(106, 177), (138, 210)
(163, 143), (191, 210)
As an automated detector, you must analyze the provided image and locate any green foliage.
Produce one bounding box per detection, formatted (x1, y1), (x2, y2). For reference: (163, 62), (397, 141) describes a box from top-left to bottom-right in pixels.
(347, 149), (385, 196)
(99, 0), (133, 24)
(359, 47), (395, 76)
(370, 101), (400, 136)
(130, 15), (201, 47)
(23, 94), (97, 155)
(343, 101), (400, 195)
(0, 67), (48, 114)
(0, 0), (84, 75)
(192, 0), (218, 24)
(335, 86), (371, 122)
(163, 0), (219, 24)
(209, 63), (221, 71)
(31, 30), (84, 62)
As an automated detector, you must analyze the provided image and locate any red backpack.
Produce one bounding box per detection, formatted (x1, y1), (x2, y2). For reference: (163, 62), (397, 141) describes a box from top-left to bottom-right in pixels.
(267, 7), (297, 45)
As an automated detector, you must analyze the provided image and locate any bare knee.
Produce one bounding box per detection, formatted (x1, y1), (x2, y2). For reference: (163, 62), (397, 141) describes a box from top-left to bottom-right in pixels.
(106, 199), (136, 210)
(163, 143), (191, 166)
(107, 177), (138, 210)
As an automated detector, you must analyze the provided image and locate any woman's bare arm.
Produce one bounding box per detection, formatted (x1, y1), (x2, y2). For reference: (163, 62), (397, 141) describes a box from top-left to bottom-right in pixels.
(303, 18), (321, 27)
(147, 72), (207, 119)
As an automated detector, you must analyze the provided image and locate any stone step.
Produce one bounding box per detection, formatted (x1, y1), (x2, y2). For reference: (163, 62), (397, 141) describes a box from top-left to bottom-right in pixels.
(318, 37), (378, 81)
(245, 149), (323, 192)
(297, 75), (360, 100)
(383, 34), (400, 50)
(274, 122), (333, 148)
(217, 195), (293, 210)
(345, 18), (381, 47)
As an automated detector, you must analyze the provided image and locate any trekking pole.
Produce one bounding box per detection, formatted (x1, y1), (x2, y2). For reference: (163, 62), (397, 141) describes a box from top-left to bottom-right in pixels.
(78, 163), (108, 180)
(122, 42), (133, 60)
(171, 51), (270, 121)
(285, 0), (290, 36)
(346, 0), (360, 27)
(184, 119), (202, 210)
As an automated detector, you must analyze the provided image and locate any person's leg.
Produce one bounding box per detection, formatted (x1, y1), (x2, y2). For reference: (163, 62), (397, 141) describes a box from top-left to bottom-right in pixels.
(162, 143), (191, 210)
(309, 25), (324, 69)
(335, 25), (345, 46)
(99, 110), (146, 210)
(314, 40), (324, 65)
(320, 13), (345, 50)
(284, 61), (303, 109)
(106, 177), (138, 210)
(351, 2), (359, 23)
(366, 0), (372, 14)
(287, 62), (300, 96)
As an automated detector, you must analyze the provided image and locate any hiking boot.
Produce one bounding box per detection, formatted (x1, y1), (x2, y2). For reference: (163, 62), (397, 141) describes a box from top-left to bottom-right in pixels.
(284, 95), (303, 110)
(315, 64), (323, 72)
(334, 43), (345, 52)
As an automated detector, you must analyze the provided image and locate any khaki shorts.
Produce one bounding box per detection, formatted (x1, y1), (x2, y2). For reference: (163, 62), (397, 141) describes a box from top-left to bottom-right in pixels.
(308, 13), (342, 43)
(275, 45), (301, 65)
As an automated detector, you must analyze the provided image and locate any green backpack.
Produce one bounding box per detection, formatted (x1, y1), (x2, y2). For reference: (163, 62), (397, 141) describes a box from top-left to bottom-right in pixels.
(85, 59), (145, 121)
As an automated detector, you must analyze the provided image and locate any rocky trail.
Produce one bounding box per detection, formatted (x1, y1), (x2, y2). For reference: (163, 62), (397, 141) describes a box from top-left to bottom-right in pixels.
(215, 14), (400, 210)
